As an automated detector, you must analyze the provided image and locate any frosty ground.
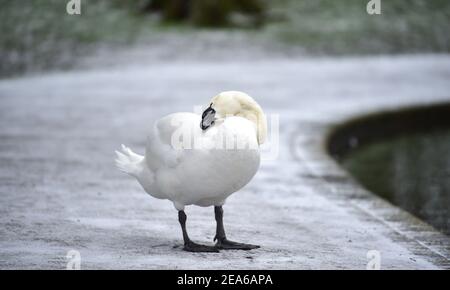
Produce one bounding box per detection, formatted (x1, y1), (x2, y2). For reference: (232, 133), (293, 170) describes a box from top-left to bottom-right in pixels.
(0, 43), (449, 269)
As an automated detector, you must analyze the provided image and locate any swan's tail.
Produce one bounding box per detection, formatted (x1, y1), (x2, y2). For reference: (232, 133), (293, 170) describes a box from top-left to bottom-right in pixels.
(115, 144), (144, 177)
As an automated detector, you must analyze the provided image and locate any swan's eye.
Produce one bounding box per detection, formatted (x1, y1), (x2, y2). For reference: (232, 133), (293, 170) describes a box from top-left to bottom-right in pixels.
(200, 104), (216, 130)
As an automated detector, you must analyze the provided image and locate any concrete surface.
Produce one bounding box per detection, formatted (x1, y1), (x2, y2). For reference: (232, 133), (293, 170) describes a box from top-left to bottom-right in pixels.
(0, 50), (450, 269)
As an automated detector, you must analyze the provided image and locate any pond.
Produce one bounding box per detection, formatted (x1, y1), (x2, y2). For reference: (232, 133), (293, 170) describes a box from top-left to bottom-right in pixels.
(342, 130), (450, 235)
(329, 104), (450, 236)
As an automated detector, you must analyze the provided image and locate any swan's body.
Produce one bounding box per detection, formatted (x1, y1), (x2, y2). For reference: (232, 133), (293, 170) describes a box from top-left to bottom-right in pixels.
(116, 113), (260, 210)
(115, 91), (266, 252)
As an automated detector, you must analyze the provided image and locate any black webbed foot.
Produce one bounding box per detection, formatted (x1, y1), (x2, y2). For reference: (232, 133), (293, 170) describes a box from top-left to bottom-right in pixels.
(215, 238), (260, 250)
(184, 241), (220, 253)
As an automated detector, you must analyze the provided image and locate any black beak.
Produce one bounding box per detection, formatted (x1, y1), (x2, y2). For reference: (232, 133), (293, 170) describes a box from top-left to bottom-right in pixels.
(200, 104), (216, 130)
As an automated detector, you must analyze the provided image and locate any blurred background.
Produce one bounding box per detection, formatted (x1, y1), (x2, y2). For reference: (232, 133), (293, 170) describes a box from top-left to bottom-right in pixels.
(0, 0), (449, 269)
(1, 0), (450, 77)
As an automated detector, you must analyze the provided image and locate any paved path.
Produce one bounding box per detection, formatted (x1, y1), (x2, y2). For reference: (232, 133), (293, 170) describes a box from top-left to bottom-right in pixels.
(1, 53), (449, 269)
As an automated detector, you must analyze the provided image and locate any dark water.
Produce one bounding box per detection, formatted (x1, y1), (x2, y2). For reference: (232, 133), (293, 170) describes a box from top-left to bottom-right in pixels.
(342, 130), (450, 235)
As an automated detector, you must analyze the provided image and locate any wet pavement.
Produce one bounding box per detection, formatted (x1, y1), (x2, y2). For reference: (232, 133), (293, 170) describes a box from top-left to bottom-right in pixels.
(0, 51), (450, 269)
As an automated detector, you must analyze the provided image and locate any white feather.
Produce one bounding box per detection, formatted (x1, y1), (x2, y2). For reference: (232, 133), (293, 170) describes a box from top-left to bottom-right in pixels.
(115, 92), (265, 211)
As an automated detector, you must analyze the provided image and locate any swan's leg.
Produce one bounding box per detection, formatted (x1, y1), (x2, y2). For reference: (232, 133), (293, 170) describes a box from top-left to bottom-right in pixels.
(178, 210), (219, 253)
(214, 206), (260, 250)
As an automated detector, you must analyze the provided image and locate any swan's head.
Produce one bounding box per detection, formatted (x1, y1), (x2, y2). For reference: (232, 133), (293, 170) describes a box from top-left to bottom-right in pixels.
(201, 91), (267, 145)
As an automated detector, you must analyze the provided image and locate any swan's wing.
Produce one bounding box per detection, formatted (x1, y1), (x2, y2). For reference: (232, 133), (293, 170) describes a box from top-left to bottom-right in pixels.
(145, 112), (200, 171)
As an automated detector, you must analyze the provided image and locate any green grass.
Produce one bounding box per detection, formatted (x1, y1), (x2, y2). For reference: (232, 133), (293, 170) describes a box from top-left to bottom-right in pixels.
(263, 0), (450, 54)
(1, 0), (449, 77)
(0, 0), (151, 77)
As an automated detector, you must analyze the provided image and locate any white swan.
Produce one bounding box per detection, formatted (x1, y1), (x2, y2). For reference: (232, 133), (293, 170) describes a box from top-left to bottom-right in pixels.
(115, 91), (267, 252)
